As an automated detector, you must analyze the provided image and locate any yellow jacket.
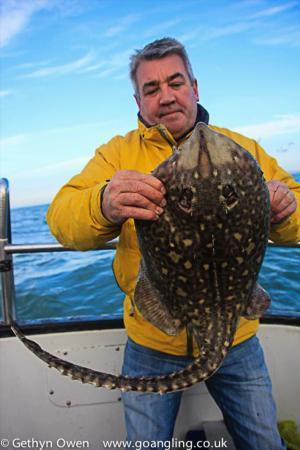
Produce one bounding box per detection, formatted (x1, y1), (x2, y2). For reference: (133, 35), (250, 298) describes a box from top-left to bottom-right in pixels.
(47, 119), (300, 356)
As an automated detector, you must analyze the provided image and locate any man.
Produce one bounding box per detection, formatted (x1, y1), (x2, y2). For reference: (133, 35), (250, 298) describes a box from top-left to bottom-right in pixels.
(47, 38), (300, 449)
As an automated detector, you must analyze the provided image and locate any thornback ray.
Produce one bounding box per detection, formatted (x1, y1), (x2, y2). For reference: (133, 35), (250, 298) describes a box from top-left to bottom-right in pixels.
(11, 123), (271, 394)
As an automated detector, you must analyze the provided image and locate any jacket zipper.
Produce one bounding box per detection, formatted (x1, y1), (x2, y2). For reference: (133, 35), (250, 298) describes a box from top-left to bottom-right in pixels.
(157, 125), (179, 154)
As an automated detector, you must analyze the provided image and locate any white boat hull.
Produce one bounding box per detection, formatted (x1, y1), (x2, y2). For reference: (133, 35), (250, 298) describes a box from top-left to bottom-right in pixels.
(0, 324), (299, 446)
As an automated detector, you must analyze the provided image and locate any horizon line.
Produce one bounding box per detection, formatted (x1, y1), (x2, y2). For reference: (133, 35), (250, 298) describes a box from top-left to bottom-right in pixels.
(11, 168), (300, 210)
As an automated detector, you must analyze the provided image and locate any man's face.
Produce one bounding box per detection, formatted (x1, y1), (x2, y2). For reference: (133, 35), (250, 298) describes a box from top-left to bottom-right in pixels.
(135, 54), (199, 140)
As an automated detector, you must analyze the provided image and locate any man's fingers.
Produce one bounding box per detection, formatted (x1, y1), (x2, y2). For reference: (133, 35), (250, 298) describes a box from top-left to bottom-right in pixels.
(271, 202), (296, 224)
(108, 171), (166, 206)
(118, 170), (166, 194)
(120, 193), (164, 214)
(120, 206), (161, 221)
(271, 189), (296, 214)
(119, 180), (166, 206)
(101, 170), (167, 224)
(272, 185), (290, 203)
(268, 182), (294, 206)
(109, 203), (162, 222)
(267, 180), (297, 224)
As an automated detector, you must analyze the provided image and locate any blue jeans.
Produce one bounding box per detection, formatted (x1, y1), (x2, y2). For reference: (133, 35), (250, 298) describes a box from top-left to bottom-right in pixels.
(121, 336), (286, 450)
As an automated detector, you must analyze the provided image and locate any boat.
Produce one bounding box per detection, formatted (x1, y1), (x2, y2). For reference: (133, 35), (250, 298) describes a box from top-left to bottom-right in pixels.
(1, 178), (299, 448)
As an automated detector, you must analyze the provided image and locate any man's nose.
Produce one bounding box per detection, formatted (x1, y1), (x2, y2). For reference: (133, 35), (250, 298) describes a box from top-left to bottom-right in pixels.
(159, 85), (176, 105)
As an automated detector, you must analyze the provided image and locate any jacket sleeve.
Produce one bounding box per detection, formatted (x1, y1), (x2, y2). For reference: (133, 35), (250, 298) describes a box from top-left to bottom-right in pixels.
(46, 136), (122, 250)
(254, 141), (300, 244)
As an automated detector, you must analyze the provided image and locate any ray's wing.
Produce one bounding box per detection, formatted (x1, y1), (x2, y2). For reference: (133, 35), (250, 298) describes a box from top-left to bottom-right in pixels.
(134, 261), (183, 335)
(243, 283), (271, 320)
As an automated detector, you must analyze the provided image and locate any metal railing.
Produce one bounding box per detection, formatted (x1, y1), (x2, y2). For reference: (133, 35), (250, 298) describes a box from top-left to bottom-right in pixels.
(0, 178), (299, 327)
(0, 178), (17, 325)
(0, 178), (117, 326)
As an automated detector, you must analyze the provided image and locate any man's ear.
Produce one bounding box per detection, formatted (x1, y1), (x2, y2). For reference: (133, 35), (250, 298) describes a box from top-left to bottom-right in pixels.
(134, 93), (141, 109)
(193, 79), (199, 102)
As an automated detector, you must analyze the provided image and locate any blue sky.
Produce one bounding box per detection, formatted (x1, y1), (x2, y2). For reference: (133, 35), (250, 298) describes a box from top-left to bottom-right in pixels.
(1, 0), (300, 207)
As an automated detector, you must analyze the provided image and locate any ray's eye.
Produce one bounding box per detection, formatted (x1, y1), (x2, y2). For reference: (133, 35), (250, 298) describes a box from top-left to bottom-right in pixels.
(223, 184), (238, 209)
(178, 188), (193, 209)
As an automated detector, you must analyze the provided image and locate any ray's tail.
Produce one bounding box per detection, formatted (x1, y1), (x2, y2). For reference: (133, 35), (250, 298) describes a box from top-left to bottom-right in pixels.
(11, 322), (232, 394)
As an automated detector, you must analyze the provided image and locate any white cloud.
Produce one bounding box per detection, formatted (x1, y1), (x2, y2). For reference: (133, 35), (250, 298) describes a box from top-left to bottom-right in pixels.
(14, 157), (89, 179)
(0, 0), (51, 48)
(0, 120), (109, 151)
(104, 14), (141, 37)
(113, 72), (128, 81)
(95, 49), (132, 78)
(232, 115), (300, 172)
(14, 60), (53, 69)
(21, 51), (94, 78)
(203, 21), (256, 41)
(0, 134), (27, 148)
(177, 30), (199, 44)
(14, 54), (108, 78)
(77, 61), (106, 74)
(0, 90), (12, 98)
(248, 1), (298, 18)
(202, 2), (300, 47)
(236, 0), (264, 5)
(143, 19), (182, 38)
(234, 115), (300, 139)
(255, 26), (300, 47)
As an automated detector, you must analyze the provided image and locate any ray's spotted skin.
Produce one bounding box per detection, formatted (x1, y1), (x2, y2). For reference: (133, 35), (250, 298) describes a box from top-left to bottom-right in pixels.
(11, 123), (271, 394)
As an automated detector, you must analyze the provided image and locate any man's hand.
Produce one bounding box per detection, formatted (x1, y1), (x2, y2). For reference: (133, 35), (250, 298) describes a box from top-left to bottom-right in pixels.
(267, 180), (297, 224)
(102, 170), (166, 224)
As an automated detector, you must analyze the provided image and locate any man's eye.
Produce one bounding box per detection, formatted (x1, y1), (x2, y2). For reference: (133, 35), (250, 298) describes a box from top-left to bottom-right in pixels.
(145, 87), (159, 96)
(170, 82), (184, 89)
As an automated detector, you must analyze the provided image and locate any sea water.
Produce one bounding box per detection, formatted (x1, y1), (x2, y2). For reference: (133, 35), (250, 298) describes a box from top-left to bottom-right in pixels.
(1, 174), (299, 323)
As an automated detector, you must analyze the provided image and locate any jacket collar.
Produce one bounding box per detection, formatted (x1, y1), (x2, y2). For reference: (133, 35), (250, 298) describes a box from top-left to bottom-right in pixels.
(137, 104), (209, 149)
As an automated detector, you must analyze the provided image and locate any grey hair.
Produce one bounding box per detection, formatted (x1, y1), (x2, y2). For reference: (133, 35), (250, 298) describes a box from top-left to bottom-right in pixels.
(130, 37), (195, 97)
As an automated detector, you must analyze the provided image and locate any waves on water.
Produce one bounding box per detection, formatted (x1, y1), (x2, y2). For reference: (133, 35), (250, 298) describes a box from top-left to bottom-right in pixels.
(1, 173), (299, 322)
